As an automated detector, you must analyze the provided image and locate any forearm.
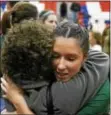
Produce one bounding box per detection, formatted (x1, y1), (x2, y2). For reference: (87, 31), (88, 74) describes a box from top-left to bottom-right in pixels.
(14, 99), (34, 115)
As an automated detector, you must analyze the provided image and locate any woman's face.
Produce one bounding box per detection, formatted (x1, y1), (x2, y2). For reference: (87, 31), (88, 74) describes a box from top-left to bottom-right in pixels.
(52, 36), (86, 82)
(44, 14), (57, 29)
(6, 2), (12, 11)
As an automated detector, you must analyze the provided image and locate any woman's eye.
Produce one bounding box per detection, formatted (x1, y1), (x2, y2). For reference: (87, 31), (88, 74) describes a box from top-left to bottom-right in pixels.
(49, 21), (53, 23)
(67, 57), (76, 61)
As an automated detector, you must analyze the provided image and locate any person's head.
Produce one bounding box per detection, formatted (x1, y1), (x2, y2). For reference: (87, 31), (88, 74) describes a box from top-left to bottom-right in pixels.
(52, 21), (89, 81)
(6, 1), (18, 11)
(102, 26), (110, 54)
(1, 20), (55, 88)
(1, 1), (19, 35)
(39, 10), (57, 29)
(1, 11), (11, 35)
(10, 2), (38, 25)
(89, 31), (102, 46)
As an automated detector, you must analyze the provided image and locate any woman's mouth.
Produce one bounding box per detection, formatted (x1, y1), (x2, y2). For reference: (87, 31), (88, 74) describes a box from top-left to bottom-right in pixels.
(55, 72), (68, 79)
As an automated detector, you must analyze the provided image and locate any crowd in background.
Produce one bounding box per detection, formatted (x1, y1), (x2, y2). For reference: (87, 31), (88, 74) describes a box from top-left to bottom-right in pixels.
(0, 1), (110, 55)
(58, 2), (110, 55)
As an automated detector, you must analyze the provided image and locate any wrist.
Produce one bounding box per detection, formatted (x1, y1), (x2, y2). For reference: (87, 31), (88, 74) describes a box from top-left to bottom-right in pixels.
(14, 98), (34, 114)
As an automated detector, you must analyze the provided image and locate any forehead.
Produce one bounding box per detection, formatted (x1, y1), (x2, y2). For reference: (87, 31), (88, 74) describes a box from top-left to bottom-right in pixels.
(53, 36), (82, 54)
(47, 14), (57, 21)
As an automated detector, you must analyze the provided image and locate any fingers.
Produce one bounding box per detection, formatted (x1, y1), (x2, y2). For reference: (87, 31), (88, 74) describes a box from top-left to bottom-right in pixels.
(1, 77), (8, 88)
(1, 76), (15, 89)
(1, 79), (8, 99)
(1, 82), (7, 93)
(3, 74), (13, 84)
(1, 77), (17, 92)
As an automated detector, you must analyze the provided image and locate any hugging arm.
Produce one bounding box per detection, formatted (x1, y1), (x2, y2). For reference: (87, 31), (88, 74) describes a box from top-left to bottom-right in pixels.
(79, 49), (109, 106)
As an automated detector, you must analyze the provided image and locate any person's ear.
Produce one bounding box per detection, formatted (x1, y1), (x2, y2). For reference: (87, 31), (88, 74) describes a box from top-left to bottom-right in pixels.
(83, 53), (88, 62)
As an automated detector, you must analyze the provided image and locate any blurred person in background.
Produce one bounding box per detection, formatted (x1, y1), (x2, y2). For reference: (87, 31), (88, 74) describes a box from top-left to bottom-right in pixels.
(60, 2), (67, 20)
(10, 2), (38, 25)
(89, 31), (102, 51)
(102, 26), (110, 55)
(1, 1), (38, 46)
(39, 10), (57, 29)
(6, 1), (19, 11)
(1, 11), (11, 36)
(70, 2), (81, 23)
(1, 1), (18, 35)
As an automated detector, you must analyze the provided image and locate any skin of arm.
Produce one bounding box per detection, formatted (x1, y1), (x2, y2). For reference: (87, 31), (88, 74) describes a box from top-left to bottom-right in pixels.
(15, 100), (34, 114)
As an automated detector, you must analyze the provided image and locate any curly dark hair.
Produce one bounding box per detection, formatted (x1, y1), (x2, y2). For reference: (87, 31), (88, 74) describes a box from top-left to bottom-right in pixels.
(1, 20), (55, 88)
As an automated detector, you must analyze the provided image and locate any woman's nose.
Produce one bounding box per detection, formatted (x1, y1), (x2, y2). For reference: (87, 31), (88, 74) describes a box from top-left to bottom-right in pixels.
(57, 58), (66, 71)
(52, 22), (57, 29)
